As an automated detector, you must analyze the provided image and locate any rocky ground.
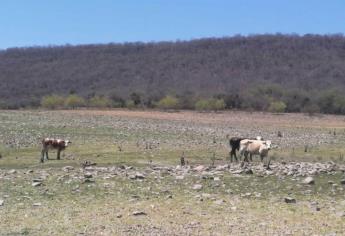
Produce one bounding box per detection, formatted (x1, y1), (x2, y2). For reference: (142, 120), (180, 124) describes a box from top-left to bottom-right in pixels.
(0, 110), (345, 235)
(1, 162), (345, 235)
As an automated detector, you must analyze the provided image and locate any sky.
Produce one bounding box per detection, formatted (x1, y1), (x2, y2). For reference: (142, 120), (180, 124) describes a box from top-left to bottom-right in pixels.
(0, 0), (344, 49)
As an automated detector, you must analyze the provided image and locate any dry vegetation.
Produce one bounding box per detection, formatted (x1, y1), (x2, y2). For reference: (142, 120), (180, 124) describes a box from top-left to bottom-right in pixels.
(0, 109), (345, 235)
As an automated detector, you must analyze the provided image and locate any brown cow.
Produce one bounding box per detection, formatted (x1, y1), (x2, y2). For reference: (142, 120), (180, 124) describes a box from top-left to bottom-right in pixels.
(41, 138), (71, 163)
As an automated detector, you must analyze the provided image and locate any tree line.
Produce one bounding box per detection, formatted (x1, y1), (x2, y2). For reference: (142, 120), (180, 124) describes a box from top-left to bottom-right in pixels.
(36, 85), (345, 114)
(1, 34), (345, 114)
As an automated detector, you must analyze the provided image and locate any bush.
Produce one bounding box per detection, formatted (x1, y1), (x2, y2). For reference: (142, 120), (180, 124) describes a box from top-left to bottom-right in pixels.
(211, 98), (226, 111)
(268, 101), (287, 113)
(0, 100), (8, 109)
(41, 95), (65, 109)
(156, 95), (179, 110)
(88, 96), (112, 108)
(125, 100), (136, 109)
(64, 95), (86, 109)
(195, 98), (226, 111)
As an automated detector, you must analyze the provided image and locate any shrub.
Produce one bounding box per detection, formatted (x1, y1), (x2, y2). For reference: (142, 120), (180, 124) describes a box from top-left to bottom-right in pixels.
(88, 96), (112, 108)
(268, 101), (287, 113)
(195, 99), (210, 111)
(156, 95), (179, 110)
(41, 95), (65, 109)
(211, 98), (226, 111)
(125, 100), (136, 109)
(64, 95), (86, 109)
(0, 100), (8, 109)
(195, 98), (226, 111)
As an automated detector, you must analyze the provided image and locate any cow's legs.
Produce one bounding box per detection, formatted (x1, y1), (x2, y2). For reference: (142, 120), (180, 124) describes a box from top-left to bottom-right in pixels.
(243, 152), (249, 162)
(57, 149), (61, 160)
(41, 149), (45, 163)
(249, 153), (253, 162)
(230, 149), (238, 162)
(46, 150), (49, 160)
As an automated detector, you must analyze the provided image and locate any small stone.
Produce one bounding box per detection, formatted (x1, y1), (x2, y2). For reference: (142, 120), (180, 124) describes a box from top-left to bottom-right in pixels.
(215, 164), (229, 171)
(193, 165), (205, 172)
(116, 214), (122, 218)
(0, 199), (4, 206)
(8, 169), (16, 174)
(192, 184), (203, 190)
(336, 211), (345, 217)
(84, 173), (93, 179)
(62, 166), (74, 172)
(132, 211), (147, 216)
(32, 182), (42, 187)
(32, 178), (43, 183)
(213, 177), (220, 181)
(214, 199), (225, 205)
(302, 177), (315, 185)
(284, 197), (296, 204)
(175, 175), (184, 180)
(83, 178), (95, 183)
(244, 169), (253, 175)
(135, 172), (145, 179)
(33, 202), (42, 207)
(340, 179), (345, 185)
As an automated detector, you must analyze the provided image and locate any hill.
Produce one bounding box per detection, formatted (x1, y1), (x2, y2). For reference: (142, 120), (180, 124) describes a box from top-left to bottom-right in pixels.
(1, 34), (345, 113)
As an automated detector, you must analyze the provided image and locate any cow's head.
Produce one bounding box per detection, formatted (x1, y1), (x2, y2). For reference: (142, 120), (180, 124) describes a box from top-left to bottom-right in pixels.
(65, 140), (72, 147)
(263, 140), (272, 150)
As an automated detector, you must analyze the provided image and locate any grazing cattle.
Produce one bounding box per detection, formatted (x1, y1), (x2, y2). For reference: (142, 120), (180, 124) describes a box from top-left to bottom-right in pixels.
(228, 136), (263, 162)
(41, 138), (71, 163)
(239, 139), (272, 163)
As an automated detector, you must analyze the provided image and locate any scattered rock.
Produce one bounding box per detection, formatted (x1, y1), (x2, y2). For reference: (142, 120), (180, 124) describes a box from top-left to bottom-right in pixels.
(244, 169), (253, 175)
(340, 179), (345, 185)
(135, 172), (145, 179)
(175, 175), (185, 180)
(32, 178), (43, 183)
(336, 211), (345, 217)
(83, 178), (95, 183)
(129, 172), (145, 180)
(213, 177), (220, 181)
(215, 164), (229, 171)
(8, 169), (17, 174)
(32, 182), (42, 187)
(132, 211), (147, 216)
(62, 166), (74, 172)
(193, 165), (206, 172)
(302, 177), (315, 185)
(84, 173), (93, 179)
(33, 202), (42, 207)
(116, 214), (122, 218)
(0, 199), (4, 206)
(214, 199), (225, 205)
(284, 197), (296, 204)
(192, 184), (203, 190)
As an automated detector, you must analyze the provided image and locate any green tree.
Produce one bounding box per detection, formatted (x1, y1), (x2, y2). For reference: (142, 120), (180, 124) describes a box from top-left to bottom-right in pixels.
(195, 99), (210, 111)
(64, 95), (85, 109)
(41, 95), (65, 109)
(88, 96), (112, 108)
(268, 101), (287, 113)
(125, 100), (136, 109)
(156, 95), (179, 110)
(211, 98), (226, 111)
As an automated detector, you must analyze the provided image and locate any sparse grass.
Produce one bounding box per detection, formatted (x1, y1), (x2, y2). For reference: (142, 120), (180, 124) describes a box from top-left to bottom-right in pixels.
(0, 110), (345, 235)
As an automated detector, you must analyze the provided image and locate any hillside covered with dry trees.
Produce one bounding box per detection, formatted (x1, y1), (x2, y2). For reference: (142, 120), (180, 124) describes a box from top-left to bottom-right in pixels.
(1, 34), (345, 113)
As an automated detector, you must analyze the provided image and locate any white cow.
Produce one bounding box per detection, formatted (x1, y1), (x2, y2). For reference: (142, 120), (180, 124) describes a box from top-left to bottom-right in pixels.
(239, 139), (272, 163)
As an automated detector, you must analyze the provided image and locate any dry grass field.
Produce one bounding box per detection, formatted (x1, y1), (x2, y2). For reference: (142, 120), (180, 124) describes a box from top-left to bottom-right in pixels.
(0, 109), (345, 235)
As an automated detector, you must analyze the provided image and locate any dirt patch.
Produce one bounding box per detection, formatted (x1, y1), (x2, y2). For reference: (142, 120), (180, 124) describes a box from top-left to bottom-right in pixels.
(61, 109), (345, 129)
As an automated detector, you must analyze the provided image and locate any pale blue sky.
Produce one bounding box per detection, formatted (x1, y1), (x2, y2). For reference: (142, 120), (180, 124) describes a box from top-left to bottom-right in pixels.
(0, 0), (344, 49)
